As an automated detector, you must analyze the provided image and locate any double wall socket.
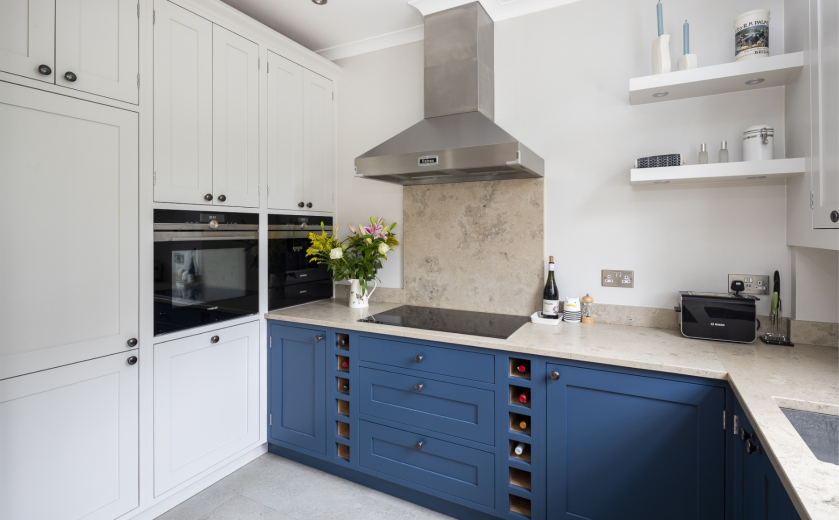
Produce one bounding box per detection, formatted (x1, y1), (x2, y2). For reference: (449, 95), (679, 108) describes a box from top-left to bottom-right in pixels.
(602, 270), (634, 288)
(728, 274), (770, 295)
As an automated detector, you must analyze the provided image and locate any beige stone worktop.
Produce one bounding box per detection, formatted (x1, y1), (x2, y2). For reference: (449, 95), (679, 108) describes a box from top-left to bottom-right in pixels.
(266, 299), (839, 520)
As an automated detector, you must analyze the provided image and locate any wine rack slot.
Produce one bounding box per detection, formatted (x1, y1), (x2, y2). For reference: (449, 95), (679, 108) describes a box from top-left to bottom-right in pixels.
(337, 355), (349, 372)
(337, 399), (349, 416)
(337, 377), (349, 394)
(509, 385), (531, 408)
(337, 443), (350, 461)
(336, 334), (349, 350)
(509, 495), (531, 518)
(337, 421), (349, 439)
(509, 467), (532, 491)
(509, 358), (531, 380)
(509, 412), (531, 436)
(509, 440), (531, 464)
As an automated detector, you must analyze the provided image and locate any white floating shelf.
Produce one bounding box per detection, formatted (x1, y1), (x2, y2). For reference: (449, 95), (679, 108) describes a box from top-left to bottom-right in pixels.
(629, 52), (804, 105)
(630, 158), (805, 185)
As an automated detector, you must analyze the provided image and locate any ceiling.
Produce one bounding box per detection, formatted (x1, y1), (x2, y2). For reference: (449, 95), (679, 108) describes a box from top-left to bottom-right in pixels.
(220, 0), (579, 61)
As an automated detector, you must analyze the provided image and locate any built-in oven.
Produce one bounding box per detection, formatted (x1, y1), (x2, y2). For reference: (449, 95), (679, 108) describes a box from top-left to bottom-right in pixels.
(153, 210), (259, 336)
(268, 214), (333, 310)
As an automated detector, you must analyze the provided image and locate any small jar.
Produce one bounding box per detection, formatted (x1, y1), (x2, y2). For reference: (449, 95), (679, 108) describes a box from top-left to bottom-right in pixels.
(743, 125), (774, 161)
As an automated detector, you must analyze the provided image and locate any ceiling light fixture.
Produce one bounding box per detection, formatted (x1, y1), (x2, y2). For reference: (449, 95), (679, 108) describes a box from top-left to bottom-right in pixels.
(745, 78), (765, 85)
(653, 180), (670, 184)
(312, 0), (327, 4)
(746, 175), (768, 179)
(652, 92), (669, 98)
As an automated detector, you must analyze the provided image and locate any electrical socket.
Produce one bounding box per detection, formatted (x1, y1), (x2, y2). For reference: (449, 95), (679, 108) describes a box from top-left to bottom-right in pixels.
(728, 274), (770, 295)
(602, 270), (634, 288)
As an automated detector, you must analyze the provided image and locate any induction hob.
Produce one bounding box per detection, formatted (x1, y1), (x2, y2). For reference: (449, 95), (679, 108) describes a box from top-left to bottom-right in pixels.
(359, 305), (530, 340)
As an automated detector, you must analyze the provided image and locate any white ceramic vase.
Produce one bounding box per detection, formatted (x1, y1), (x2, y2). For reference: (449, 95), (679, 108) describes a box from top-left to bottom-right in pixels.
(348, 278), (377, 308)
(652, 34), (671, 74)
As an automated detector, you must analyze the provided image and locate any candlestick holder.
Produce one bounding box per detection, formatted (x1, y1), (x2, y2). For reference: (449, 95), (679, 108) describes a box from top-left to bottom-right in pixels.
(652, 34), (671, 74)
(677, 54), (698, 70)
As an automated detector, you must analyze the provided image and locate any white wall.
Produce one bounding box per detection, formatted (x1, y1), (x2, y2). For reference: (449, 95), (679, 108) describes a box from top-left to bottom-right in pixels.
(792, 247), (839, 322)
(333, 0), (813, 317)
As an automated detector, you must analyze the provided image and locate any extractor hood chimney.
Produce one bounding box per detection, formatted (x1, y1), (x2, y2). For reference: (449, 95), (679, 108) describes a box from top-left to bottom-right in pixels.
(354, 2), (544, 186)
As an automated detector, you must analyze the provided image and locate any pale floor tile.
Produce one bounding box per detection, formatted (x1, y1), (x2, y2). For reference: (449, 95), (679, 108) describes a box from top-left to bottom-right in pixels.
(156, 453), (454, 520)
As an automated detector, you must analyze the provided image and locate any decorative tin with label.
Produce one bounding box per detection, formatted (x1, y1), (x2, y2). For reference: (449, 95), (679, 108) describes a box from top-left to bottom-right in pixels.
(734, 9), (770, 61)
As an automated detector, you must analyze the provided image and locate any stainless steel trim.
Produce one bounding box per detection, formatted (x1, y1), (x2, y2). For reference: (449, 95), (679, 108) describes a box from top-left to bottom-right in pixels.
(153, 223), (258, 231)
(268, 231), (317, 239)
(154, 231), (258, 242)
(268, 225), (332, 231)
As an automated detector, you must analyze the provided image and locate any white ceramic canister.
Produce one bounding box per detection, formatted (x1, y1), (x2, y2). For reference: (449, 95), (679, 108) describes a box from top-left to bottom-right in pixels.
(743, 125), (774, 161)
(734, 9), (770, 61)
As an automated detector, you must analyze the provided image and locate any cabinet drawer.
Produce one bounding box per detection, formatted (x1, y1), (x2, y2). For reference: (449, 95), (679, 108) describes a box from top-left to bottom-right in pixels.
(358, 420), (495, 508)
(359, 367), (494, 445)
(358, 336), (494, 383)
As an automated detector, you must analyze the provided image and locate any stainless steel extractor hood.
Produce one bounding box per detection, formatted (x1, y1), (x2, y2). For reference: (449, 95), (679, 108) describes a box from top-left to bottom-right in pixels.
(354, 2), (544, 186)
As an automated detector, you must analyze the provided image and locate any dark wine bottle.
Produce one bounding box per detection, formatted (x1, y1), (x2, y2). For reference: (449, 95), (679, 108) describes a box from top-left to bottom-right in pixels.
(518, 392), (528, 404)
(342, 361), (349, 368)
(542, 256), (559, 319)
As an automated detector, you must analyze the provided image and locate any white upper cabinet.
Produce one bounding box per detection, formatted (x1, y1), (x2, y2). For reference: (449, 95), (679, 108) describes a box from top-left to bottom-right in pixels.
(153, 0), (214, 205)
(0, 352), (139, 520)
(0, 82), (139, 380)
(267, 51), (304, 211)
(302, 69), (334, 213)
(812, 0), (839, 229)
(0, 0), (55, 83)
(55, 0), (140, 104)
(212, 25), (259, 208)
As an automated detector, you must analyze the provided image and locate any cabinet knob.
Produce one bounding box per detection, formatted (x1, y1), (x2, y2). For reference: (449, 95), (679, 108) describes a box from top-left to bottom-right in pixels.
(415, 383), (423, 392)
(414, 441), (423, 450)
(414, 355), (423, 363)
(64, 71), (77, 82)
(217, 194), (226, 202)
(38, 64), (52, 75)
(204, 193), (213, 201)
(739, 428), (753, 443)
(314, 335), (324, 342)
(306, 202), (313, 208)
(831, 210), (839, 223)
(298, 202), (305, 208)
(550, 371), (560, 380)
(127, 338), (138, 348)
(127, 356), (138, 365)
(745, 439), (763, 455)
(211, 335), (220, 344)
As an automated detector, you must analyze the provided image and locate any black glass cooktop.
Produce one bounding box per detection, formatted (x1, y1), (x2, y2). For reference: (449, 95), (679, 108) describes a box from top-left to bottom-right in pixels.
(359, 305), (530, 340)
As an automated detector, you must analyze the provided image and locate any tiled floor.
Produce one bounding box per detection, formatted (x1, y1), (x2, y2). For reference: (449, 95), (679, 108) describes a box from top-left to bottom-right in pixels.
(155, 453), (454, 520)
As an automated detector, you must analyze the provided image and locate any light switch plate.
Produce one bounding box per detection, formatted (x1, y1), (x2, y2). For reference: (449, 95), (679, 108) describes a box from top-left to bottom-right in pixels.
(602, 270), (634, 288)
(728, 274), (770, 295)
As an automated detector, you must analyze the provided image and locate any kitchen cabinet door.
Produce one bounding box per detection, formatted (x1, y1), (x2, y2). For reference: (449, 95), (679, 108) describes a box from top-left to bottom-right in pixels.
(302, 69), (333, 213)
(55, 0), (139, 104)
(212, 25), (259, 208)
(0, 82), (139, 381)
(267, 51), (304, 211)
(268, 323), (327, 454)
(0, 351), (139, 520)
(153, 321), (260, 496)
(153, 0), (213, 205)
(546, 364), (726, 519)
(0, 0), (54, 83)
(812, 0), (839, 229)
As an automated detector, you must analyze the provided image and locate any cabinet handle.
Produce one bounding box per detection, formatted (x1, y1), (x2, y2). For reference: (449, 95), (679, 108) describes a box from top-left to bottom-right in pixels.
(127, 356), (138, 365)
(38, 64), (52, 75)
(211, 335), (220, 344)
(549, 371), (560, 380)
(64, 71), (77, 82)
(307, 202), (313, 208)
(217, 194), (226, 202)
(314, 335), (324, 342)
(298, 202), (305, 208)
(831, 210), (839, 223)
(745, 439), (763, 455)
(415, 383), (423, 392)
(414, 355), (423, 363)
(739, 428), (753, 443)
(414, 441), (423, 450)
(204, 193), (213, 201)
(127, 338), (138, 348)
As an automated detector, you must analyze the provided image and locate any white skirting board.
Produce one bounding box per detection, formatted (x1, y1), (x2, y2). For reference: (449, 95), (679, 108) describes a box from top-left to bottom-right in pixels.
(630, 158), (806, 185)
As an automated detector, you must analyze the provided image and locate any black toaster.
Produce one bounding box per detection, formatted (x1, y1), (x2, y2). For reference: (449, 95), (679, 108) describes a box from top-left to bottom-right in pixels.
(677, 291), (759, 343)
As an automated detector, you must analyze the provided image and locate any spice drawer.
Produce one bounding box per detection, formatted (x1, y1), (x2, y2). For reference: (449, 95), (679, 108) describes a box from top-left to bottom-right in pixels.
(358, 420), (495, 509)
(358, 335), (494, 383)
(359, 367), (495, 445)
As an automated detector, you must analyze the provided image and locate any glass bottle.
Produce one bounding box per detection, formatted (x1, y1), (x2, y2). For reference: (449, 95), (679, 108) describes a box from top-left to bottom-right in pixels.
(699, 143), (708, 164)
(719, 141), (729, 163)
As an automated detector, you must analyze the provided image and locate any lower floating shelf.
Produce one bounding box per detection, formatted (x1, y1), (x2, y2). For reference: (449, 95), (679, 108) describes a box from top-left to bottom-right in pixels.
(630, 157), (805, 185)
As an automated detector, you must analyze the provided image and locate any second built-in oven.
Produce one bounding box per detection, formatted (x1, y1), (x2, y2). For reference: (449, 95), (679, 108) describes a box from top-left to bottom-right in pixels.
(268, 214), (333, 310)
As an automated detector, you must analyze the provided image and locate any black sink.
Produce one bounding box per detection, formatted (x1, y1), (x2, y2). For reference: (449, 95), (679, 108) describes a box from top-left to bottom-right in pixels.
(781, 408), (839, 465)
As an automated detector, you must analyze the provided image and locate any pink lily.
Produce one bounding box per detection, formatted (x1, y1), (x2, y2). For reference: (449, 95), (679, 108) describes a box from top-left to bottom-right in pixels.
(362, 223), (385, 239)
(348, 223), (356, 234)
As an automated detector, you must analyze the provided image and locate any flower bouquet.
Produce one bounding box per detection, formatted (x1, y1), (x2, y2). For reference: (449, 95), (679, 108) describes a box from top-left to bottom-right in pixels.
(306, 217), (400, 308)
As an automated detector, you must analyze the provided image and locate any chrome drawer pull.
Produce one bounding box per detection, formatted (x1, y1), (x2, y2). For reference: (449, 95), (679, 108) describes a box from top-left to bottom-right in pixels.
(415, 383), (423, 392)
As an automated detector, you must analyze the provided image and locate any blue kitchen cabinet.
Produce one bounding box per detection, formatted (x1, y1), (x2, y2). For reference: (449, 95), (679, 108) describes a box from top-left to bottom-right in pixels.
(734, 401), (800, 520)
(268, 323), (328, 455)
(546, 363), (726, 519)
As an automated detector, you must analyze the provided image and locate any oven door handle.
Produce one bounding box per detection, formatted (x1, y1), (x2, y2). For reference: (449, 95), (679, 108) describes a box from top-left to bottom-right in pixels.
(154, 231), (259, 242)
